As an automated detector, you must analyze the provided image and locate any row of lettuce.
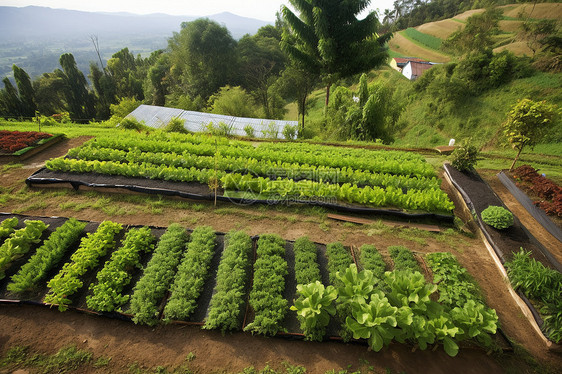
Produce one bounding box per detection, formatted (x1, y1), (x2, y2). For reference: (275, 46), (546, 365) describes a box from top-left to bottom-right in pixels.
(0, 216), (533, 357)
(43, 131), (455, 213)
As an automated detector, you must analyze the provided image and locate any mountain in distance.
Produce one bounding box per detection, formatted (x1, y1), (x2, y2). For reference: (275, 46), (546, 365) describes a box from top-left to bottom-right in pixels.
(0, 6), (271, 79)
(0, 6), (270, 41)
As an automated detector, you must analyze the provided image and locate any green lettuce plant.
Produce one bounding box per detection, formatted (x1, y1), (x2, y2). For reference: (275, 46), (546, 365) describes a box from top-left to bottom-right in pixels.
(481, 206), (514, 229)
(291, 281), (337, 341)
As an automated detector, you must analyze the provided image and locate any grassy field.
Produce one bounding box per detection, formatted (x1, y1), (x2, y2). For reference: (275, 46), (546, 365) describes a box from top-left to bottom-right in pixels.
(501, 3), (562, 19)
(402, 28), (443, 51)
(388, 33), (450, 62)
(415, 19), (463, 39)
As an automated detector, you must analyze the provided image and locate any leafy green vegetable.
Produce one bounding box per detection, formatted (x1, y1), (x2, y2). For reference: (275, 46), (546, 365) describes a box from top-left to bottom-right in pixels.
(358, 244), (386, 286)
(505, 249), (561, 343)
(388, 246), (421, 272)
(0, 220), (48, 280)
(164, 226), (216, 321)
(45, 221), (122, 311)
(426, 252), (484, 308)
(204, 230), (252, 332)
(293, 236), (321, 285)
(245, 234), (288, 336)
(346, 291), (398, 352)
(291, 281), (337, 341)
(87, 226), (155, 312)
(129, 223), (187, 325)
(0, 217), (18, 240)
(8, 218), (86, 293)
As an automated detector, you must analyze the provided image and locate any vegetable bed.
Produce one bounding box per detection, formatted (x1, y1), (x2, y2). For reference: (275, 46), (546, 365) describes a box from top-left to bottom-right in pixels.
(0, 213), (512, 357)
(0, 130), (64, 159)
(28, 132), (455, 220)
(443, 163), (562, 349)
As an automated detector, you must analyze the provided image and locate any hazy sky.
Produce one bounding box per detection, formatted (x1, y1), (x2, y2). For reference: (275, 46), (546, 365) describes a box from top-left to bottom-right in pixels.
(0, 0), (395, 22)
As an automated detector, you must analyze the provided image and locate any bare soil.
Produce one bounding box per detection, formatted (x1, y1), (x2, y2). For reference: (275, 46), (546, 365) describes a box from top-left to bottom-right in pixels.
(0, 139), (561, 373)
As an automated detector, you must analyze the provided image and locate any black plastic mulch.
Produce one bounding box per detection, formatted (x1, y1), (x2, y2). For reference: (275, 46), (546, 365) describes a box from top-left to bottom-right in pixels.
(444, 164), (561, 272)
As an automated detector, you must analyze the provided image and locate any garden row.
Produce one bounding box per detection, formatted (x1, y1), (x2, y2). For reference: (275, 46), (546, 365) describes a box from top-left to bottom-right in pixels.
(443, 164), (562, 346)
(76, 132), (435, 177)
(0, 215), (507, 357)
(43, 132), (454, 213)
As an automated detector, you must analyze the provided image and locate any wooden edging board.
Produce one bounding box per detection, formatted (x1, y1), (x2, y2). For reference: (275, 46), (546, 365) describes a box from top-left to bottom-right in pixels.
(442, 171), (561, 352)
(327, 213), (442, 232)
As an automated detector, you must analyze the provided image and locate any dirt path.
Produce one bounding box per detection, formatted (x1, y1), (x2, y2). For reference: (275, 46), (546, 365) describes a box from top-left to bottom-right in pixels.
(0, 304), (529, 374)
(1, 140), (561, 373)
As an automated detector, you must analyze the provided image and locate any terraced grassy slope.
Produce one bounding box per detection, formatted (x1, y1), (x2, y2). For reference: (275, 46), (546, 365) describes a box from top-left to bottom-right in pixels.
(388, 3), (562, 60)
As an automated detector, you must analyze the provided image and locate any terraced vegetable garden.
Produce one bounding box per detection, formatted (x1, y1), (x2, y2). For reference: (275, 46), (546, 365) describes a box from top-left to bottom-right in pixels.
(2, 124), (561, 372)
(30, 131), (455, 216)
(0, 213), (508, 359)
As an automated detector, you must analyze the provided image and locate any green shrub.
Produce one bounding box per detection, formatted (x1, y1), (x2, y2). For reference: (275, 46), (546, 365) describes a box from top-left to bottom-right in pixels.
(261, 122), (279, 139)
(208, 86), (259, 118)
(451, 143), (479, 172)
(117, 117), (148, 131)
(481, 206), (514, 229)
(244, 124), (255, 138)
(164, 117), (188, 134)
(282, 124), (297, 140)
(205, 121), (234, 137)
(110, 97), (141, 120)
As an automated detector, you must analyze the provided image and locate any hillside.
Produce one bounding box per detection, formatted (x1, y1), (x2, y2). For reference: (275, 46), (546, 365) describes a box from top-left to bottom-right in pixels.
(387, 3), (562, 61)
(296, 3), (561, 159)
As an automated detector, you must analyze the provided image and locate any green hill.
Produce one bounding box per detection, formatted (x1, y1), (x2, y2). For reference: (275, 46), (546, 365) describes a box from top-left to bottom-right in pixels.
(292, 2), (561, 161)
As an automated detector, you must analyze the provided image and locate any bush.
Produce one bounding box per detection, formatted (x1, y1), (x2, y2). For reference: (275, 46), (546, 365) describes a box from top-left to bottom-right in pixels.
(261, 122), (279, 139)
(164, 117), (188, 134)
(110, 97), (141, 120)
(481, 206), (514, 229)
(451, 143), (479, 172)
(205, 121), (234, 137)
(244, 124), (255, 138)
(208, 86), (259, 118)
(117, 117), (148, 131)
(282, 124), (297, 140)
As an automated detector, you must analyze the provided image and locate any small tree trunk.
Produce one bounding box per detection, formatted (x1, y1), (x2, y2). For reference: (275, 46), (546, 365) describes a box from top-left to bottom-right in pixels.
(510, 147), (523, 171)
(324, 84), (330, 112)
(299, 97), (306, 138)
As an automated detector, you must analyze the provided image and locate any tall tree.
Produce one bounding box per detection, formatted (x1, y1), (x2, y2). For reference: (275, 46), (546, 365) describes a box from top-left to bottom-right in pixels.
(281, 0), (391, 109)
(0, 78), (22, 117)
(237, 25), (287, 118)
(33, 72), (66, 115)
(89, 62), (116, 119)
(168, 19), (237, 101)
(276, 64), (318, 135)
(106, 48), (145, 100)
(147, 53), (170, 107)
(57, 53), (95, 121)
(13, 65), (36, 117)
